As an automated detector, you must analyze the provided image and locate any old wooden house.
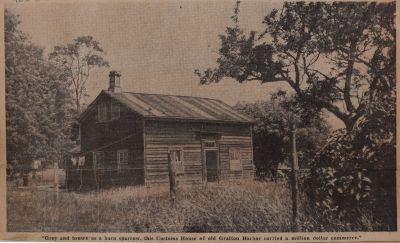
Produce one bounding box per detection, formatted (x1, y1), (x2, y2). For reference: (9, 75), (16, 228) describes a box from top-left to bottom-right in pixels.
(66, 71), (255, 189)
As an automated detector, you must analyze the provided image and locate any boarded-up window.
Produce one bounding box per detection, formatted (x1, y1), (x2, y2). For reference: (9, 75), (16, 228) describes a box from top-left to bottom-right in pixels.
(170, 149), (184, 175)
(93, 151), (104, 170)
(117, 149), (129, 171)
(111, 101), (120, 120)
(229, 148), (242, 171)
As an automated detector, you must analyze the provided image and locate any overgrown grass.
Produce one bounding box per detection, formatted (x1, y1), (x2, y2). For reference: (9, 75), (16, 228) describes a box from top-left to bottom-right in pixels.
(7, 180), (378, 232)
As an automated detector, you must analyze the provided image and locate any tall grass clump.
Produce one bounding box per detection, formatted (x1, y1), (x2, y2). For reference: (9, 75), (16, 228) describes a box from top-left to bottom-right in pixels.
(7, 180), (379, 232)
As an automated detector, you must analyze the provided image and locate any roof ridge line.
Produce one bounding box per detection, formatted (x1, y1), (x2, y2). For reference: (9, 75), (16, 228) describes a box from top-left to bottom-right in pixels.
(100, 90), (254, 123)
(121, 91), (222, 102)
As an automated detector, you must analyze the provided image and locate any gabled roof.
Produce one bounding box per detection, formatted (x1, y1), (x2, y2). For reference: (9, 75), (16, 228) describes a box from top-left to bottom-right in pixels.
(80, 90), (254, 124)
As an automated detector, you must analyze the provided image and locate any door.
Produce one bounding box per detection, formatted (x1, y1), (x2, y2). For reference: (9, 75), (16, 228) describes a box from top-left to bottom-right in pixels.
(205, 150), (218, 182)
(93, 151), (104, 189)
(93, 151), (104, 172)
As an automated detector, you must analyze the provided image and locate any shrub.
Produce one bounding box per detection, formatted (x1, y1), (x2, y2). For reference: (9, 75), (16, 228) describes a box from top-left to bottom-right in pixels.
(304, 92), (396, 230)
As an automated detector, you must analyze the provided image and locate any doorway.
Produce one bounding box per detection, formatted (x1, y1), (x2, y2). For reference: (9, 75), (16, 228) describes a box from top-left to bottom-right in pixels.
(205, 150), (218, 182)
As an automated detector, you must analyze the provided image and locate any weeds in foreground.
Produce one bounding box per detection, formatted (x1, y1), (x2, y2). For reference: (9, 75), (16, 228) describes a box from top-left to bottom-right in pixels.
(7, 180), (380, 232)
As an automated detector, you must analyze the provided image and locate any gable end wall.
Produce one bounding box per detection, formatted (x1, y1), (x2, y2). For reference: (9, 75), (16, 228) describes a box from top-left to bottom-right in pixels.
(76, 94), (145, 188)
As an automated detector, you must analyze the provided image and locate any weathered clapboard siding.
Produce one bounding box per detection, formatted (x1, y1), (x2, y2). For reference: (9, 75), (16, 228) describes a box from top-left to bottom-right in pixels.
(144, 121), (202, 185)
(219, 135), (254, 180)
(183, 151), (203, 183)
(72, 84), (254, 190)
(144, 120), (253, 185)
(77, 93), (145, 189)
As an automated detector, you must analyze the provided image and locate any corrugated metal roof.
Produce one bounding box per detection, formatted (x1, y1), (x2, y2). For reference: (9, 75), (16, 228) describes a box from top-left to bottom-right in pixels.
(105, 91), (254, 124)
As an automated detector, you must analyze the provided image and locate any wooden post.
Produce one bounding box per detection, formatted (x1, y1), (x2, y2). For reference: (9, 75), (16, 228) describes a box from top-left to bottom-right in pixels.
(168, 153), (176, 199)
(54, 161), (59, 190)
(79, 165), (83, 190)
(290, 115), (299, 232)
(53, 161), (60, 223)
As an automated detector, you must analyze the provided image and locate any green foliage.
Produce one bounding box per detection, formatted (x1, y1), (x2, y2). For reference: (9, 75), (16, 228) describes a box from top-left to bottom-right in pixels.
(304, 91), (396, 230)
(5, 9), (74, 171)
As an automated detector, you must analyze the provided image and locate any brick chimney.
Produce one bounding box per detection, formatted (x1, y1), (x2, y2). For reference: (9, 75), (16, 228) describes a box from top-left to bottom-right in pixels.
(108, 70), (121, 93)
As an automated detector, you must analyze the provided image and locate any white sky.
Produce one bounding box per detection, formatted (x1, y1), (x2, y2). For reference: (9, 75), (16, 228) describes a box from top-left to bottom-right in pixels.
(7, 0), (344, 128)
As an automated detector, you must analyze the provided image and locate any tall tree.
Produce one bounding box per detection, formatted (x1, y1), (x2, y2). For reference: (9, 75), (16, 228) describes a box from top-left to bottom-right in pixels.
(234, 92), (330, 178)
(195, 2), (395, 130)
(49, 36), (109, 115)
(5, 9), (73, 173)
(304, 90), (396, 230)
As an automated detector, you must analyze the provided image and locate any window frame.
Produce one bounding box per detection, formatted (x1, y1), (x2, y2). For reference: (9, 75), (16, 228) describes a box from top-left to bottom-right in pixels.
(229, 147), (242, 171)
(93, 151), (104, 170)
(117, 149), (129, 171)
(204, 140), (217, 149)
(111, 101), (120, 120)
(168, 147), (184, 174)
(97, 102), (108, 122)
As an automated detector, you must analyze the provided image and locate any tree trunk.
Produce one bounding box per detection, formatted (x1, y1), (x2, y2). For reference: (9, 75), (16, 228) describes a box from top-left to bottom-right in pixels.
(75, 95), (80, 115)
